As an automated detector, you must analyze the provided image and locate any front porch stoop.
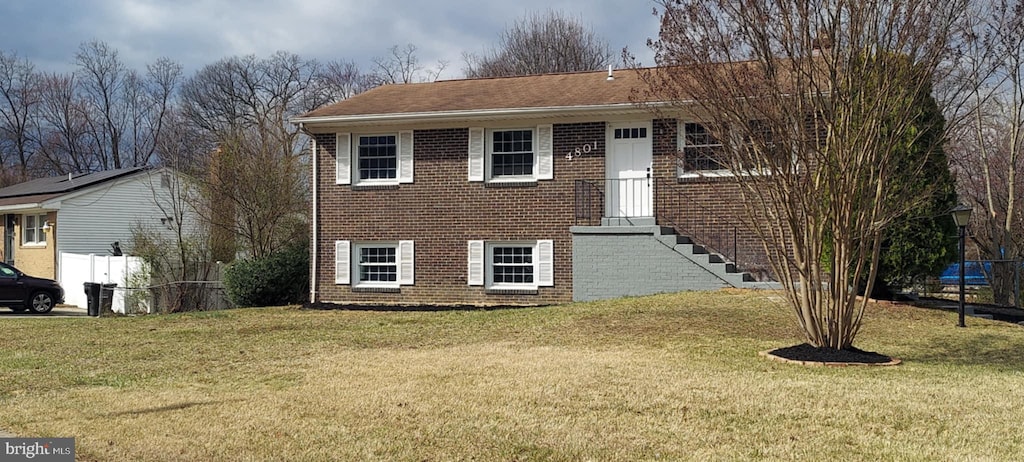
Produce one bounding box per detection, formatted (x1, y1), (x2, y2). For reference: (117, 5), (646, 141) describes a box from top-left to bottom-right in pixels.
(570, 224), (773, 302)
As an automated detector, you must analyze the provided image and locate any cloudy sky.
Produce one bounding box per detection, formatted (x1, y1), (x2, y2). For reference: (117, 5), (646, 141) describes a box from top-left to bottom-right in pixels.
(0, 0), (662, 79)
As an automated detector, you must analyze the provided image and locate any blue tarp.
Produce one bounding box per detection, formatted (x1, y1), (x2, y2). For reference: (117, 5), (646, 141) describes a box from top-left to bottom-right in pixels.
(939, 261), (991, 286)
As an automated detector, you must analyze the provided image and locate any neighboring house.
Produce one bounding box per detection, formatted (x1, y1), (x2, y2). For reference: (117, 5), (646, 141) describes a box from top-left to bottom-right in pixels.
(0, 167), (175, 281)
(293, 67), (773, 306)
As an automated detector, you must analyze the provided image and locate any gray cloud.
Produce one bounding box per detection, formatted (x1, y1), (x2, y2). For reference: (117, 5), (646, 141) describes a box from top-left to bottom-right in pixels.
(1, 0), (660, 77)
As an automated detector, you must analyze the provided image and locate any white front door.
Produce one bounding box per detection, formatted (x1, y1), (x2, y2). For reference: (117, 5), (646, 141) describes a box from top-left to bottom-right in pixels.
(606, 122), (653, 218)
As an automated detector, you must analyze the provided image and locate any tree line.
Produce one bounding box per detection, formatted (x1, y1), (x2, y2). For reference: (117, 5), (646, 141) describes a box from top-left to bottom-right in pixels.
(0, 10), (613, 187)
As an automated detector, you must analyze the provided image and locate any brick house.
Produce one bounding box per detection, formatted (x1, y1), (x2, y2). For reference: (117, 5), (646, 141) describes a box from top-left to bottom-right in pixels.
(293, 68), (772, 306)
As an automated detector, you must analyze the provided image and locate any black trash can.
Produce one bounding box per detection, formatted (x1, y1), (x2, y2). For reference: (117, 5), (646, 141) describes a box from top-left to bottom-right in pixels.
(84, 284), (100, 315)
(84, 282), (117, 316)
(100, 283), (116, 313)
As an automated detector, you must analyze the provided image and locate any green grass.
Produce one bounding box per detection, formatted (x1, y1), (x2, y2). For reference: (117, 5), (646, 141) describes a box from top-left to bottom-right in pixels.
(2, 290), (1024, 461)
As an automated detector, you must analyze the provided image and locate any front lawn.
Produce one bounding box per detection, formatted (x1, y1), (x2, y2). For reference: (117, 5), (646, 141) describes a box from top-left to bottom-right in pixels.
(2, 290), (1023, 461)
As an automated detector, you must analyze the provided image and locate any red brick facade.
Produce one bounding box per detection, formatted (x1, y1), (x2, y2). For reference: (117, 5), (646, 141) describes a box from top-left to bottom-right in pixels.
(311, 118), (767, 306)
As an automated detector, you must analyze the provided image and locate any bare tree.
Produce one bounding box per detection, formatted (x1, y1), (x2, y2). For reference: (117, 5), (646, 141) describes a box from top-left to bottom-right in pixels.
(0, 50), (40, 183)
(35, 72), (92, 174)
(464, 10), (613, 78)
(130, 129), (215, 312)
(179, 51), (324, 259)
(640, 0), (970, 349)
(75, 41), (130, 169)
(197, 128), (307, 259)
(947, 0), (1024, 306)
(127, 58), (182, 168)
(316, 59), (374, 103)
(43, 41), (183, 172)
(368, 44), (447, 85)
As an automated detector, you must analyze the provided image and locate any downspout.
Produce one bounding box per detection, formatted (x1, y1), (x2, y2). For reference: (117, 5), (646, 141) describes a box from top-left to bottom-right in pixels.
(299, 123), (318, 304)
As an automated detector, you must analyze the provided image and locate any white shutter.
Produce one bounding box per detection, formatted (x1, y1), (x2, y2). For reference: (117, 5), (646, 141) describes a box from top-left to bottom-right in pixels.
(536, 124), (553, 180)
(398, 240), (415, 285)
(335, 240), (350, 285)
(537, 240), (554, 286)
(468, 127), (485, 182)
(336, 133), (351, 185)
(468, 240), (484, 286)
(398, 130), (414, 183)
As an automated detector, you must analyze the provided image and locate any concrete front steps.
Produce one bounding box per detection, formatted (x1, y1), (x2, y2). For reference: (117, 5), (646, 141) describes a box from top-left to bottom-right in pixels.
(571, 224), (776, 302)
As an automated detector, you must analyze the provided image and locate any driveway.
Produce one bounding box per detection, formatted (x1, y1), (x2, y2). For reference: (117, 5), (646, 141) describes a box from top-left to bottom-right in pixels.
(0, 305), (89, 317)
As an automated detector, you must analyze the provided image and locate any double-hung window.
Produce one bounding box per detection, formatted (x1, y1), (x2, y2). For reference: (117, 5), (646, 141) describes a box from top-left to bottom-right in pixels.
(490, 245), (534, 286)
(334, 131), (414, 186)
(334, 241), (414, 288)
(468, 125), (553, 183)
(357, 135), (397, 181)
(467, 240), (554, 290)
(679, 122), (727, 175)
(22, 213), (47, 246)
(491, 129), (534, 178)
(356, 245), (398, 284)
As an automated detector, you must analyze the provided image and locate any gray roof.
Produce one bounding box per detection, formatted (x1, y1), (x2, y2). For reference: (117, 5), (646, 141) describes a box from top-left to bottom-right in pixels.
(0, 167), (150, 201)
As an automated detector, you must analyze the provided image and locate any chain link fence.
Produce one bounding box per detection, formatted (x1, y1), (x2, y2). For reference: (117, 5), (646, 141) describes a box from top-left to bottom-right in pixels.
(927, 259), (1022, 308)
(119, 281), (232, 314)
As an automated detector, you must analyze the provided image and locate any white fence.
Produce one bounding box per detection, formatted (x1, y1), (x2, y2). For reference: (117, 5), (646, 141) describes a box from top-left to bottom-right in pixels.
(58, 252), (147, 313)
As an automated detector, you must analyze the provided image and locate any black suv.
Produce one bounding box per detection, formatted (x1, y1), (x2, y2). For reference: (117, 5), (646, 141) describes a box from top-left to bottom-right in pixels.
(0, 262), (65, 314)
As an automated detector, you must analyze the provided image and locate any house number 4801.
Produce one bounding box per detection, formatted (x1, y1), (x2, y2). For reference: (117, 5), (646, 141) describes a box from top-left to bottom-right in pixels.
(565, 141), (599, 161)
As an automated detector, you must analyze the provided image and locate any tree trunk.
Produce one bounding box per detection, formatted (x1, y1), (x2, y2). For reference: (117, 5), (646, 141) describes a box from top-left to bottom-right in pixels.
(989, 261), (1017, 306)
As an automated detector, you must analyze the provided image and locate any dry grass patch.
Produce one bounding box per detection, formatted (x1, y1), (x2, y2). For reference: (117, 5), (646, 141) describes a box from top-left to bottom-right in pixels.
(2, 291), (1024, 460)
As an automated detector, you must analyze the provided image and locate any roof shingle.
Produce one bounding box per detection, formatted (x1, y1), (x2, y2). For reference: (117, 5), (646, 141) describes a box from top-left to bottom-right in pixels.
(0, 167), (149, 201)
(297, 68), (649, 119)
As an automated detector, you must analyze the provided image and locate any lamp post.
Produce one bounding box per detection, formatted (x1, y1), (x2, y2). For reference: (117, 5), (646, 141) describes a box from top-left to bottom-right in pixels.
(951, 204), (973, 328)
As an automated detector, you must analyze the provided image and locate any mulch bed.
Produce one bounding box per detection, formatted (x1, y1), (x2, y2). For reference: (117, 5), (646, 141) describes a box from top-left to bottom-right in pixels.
(762, 343), (901, 366)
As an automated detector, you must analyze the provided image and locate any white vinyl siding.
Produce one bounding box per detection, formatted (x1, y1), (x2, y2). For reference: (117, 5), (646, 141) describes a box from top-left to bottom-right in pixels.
(55, 171), (188, 258)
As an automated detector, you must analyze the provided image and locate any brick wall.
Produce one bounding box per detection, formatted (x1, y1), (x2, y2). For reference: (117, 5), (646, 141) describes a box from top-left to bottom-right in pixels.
(313, 122), (607, 306)
(651, 119), (774, 278)
(312, 118), (778, 306)
(572, 227), (730, 301)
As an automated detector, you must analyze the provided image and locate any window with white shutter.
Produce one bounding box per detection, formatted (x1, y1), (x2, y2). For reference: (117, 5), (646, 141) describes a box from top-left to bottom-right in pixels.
(468, 240), (484, 285)
(536, 124), (553, 180)
(468, 128), (485, 182)
(337, 131), (415, 186)
(350, 242), (415, 288)
(469, 240), (554, 290)
(335, 240), (350, 284)
(336, 133), (351, 185)
(479, 125), (554, 183)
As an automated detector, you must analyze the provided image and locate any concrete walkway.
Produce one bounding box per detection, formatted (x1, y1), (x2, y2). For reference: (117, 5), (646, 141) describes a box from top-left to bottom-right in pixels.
(0, 305), (88, 318)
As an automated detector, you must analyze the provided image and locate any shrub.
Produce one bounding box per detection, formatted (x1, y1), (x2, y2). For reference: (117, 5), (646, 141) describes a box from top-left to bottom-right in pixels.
(223, 242), (309, 307)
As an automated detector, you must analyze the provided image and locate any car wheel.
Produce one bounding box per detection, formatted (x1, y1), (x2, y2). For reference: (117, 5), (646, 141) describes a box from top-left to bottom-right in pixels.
(28, 291), (55, 314)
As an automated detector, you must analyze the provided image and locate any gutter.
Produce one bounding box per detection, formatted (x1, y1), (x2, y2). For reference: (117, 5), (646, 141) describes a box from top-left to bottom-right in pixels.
(289, 102), (677, 127)
(0, 203), (44, 212)
(298, 122), (318, 304)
